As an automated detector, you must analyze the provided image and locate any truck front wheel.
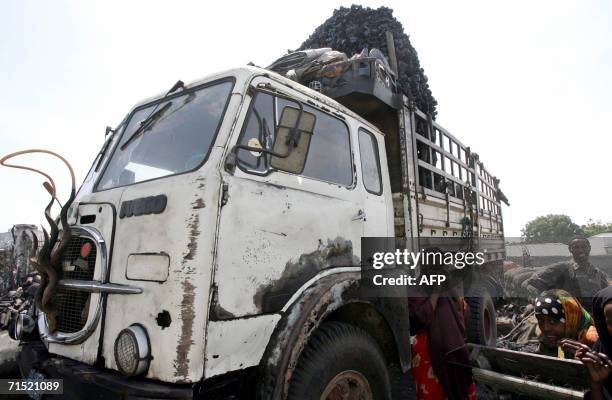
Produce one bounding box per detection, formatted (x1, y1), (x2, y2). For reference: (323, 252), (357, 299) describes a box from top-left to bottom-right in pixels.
(289, 321), (391, 400)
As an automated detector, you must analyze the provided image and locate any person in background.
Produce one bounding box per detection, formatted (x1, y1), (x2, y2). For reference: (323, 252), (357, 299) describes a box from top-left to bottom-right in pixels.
(535, 289), (598, 357)
(563, 286), (612, 400)
(523, 236), (608, 313)
(409, 293), (476, 400)
(409, 262), (476, 400)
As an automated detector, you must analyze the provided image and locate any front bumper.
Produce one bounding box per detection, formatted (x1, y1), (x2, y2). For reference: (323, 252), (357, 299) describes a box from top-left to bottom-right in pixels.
(18, 342), (193, 400)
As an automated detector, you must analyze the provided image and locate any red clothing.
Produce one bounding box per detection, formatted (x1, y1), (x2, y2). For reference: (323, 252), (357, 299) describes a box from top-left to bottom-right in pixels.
(409, 296), (474, 400)
(411, 332), (477, 400)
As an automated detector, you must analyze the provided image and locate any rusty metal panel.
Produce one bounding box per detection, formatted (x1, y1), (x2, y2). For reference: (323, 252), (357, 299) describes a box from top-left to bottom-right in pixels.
(99, 156), (222, 383)
(205, 315), (280, 378)
(212, 77), (367, 320)
(45, 70), (250, 383)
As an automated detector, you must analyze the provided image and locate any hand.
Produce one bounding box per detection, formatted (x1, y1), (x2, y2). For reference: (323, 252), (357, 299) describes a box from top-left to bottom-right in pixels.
(560, 339), (591, 356)
(581, 352), (612, 383)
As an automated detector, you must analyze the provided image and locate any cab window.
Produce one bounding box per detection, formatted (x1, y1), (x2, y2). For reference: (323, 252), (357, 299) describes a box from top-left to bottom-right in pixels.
(237, 91), (353, 187)
(358, 128), (382, 195)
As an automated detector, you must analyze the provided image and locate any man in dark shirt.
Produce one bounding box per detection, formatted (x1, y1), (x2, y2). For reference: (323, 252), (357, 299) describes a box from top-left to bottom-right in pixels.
(521, 236), (608, 313)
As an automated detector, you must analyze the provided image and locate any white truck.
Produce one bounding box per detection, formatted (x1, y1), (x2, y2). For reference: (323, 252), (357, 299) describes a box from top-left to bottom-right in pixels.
(13, 56), (506, 399)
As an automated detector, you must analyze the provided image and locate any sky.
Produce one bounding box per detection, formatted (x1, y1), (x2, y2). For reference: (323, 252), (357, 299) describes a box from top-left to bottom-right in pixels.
(0, 0), (611, 237)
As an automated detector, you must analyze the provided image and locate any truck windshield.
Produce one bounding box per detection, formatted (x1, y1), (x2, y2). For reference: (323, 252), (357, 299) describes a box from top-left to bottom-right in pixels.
(96, 79), (233, 191)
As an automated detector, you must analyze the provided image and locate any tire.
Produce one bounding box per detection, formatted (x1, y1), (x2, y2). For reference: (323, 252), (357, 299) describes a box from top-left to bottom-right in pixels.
(288, 321), (391, 400)
(467, 285), (497, 346)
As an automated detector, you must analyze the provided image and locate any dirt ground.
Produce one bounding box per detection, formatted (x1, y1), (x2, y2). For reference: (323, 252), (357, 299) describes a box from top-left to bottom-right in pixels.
(0, 332), (26, 399)
(0, 332), (19, 374)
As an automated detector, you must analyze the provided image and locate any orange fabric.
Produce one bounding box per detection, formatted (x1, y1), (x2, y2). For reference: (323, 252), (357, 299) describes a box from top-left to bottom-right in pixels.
(579, 325), (599, 348)
(551, 289), (594, 340)
(555, 290), (598, 349)
(411, 332), (477, 400)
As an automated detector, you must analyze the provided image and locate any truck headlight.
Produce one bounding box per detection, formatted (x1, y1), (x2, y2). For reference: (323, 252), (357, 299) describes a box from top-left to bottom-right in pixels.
(114, 324), (150, 376)
(9, 314), (36, 341)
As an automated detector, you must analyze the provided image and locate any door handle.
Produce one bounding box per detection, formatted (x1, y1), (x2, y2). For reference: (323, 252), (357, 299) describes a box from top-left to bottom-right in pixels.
(352, 209), (366, 221)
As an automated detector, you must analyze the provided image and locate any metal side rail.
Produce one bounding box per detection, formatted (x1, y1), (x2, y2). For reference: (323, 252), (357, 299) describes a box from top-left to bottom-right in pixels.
(473, 368), (585, 400)
(469, 344), (589, 399)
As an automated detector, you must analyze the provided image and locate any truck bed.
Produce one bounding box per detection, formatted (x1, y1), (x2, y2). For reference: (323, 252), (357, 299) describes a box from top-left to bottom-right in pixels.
(322, 57), (506, 258)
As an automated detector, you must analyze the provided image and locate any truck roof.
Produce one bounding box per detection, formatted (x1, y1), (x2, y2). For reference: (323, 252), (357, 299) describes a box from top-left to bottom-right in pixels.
(131, 65), (385, 137)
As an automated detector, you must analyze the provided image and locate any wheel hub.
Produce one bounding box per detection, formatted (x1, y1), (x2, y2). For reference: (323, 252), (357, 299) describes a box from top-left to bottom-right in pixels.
(320, 370), (373, 400)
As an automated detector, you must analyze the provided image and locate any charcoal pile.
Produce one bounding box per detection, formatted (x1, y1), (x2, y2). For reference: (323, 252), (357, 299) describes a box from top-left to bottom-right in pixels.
(497, 339), (539, 354)
(297, 5), (437, 118)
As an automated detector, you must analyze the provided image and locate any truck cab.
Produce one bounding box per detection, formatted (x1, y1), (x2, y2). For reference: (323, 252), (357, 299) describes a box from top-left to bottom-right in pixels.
(16, 63), (505, 399)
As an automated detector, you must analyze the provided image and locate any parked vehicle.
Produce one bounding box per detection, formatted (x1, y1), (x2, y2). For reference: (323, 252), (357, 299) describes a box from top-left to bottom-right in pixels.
(14, 56), (506, 399)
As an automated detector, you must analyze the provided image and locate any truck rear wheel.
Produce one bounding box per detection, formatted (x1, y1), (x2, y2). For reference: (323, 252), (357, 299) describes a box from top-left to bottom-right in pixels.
(467, 285), (497, 346)
(289, 321), (391, 400)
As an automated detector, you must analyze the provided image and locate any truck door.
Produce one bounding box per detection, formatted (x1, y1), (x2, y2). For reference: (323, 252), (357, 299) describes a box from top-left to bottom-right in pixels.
(357, 127), (392, 237)
(213, 78), (364, 318)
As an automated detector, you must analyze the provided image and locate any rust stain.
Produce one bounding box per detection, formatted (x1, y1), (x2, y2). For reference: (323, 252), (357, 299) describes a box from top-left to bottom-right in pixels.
(192, 198), (206, 209)
(173, 201), (203, 378)
(174, 279), (195, 379)
(174, 191), (205, 380)
(183, 214), (200, 262)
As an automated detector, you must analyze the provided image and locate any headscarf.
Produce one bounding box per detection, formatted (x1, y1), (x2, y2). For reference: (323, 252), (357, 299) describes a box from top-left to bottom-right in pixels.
(592, 286), (612, 356)
(535, 289), (594, 341)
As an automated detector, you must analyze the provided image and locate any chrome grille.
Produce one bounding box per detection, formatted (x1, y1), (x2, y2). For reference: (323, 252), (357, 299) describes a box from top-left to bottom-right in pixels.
(54, 288), (92, 333)
(55, 235), (97, 333)
(60, 236), (96, 281)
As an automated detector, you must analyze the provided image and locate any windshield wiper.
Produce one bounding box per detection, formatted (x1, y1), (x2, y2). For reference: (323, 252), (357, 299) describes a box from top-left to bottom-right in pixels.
(120, 80), (184, 151)
(120, 102), (172, 151)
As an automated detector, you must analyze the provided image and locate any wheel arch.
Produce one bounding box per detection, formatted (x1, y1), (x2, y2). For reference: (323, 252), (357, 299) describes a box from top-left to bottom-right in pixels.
(258, 271), (410, 399)
(323, 302), (397, 367)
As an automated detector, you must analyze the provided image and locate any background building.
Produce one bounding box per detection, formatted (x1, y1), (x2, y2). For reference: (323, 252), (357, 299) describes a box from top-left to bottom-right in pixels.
(0, 224), (42, 293)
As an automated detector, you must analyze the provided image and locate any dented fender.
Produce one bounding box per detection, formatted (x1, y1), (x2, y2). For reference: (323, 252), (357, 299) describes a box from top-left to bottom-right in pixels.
(258, 271), (411, 399)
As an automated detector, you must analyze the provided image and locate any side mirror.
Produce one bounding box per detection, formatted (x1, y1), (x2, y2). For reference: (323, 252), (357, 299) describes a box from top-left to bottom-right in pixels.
(270, 106), (316, 174)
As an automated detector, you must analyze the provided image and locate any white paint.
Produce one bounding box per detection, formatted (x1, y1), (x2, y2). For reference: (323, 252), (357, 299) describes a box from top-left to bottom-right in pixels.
(280, 267), (361, 313)
(126, 253), (170, 282)
(212, 74), (371, 318)
(204, 314), (280, 378)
